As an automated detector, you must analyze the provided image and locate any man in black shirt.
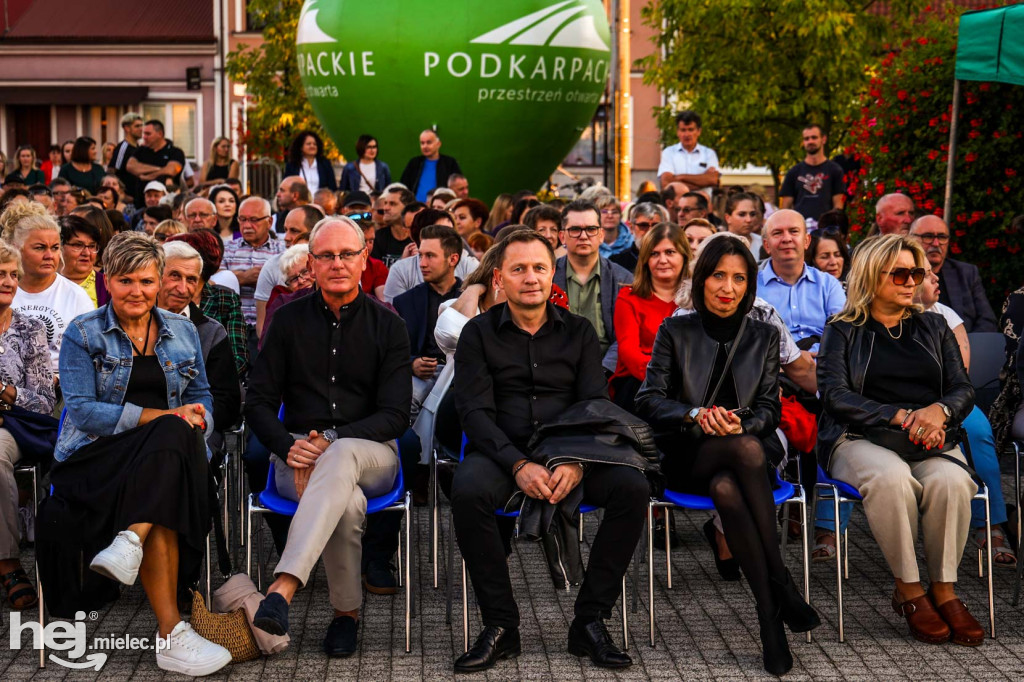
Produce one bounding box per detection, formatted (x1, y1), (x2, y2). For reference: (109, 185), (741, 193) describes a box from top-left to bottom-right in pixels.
(108, 112), (143, 204)
(779, 124), (846, 222)
(451, 231), (648, 673)
(370, 187), (415, 267)
(393, 224), (462, 416)
(246, 216), (411, 657)
(126, 120), (185, 205)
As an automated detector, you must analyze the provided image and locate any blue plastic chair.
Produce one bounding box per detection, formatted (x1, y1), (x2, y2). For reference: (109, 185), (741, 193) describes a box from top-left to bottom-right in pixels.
(245, 407), (413, 652)
(646, 472), (809, 647)
(814, 459), (994, 642)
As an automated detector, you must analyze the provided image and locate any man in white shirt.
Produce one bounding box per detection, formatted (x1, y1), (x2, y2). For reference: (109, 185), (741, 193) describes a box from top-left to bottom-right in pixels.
(657, 111), (721, 200)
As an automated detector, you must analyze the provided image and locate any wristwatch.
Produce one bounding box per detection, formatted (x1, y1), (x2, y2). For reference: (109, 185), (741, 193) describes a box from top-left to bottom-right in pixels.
(686, 407), (701, 422)
(937, 403), (952, 419)
(322, 428), (339, 444)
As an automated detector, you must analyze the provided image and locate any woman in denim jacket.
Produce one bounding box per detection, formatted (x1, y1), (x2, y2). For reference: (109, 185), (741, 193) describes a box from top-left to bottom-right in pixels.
(44, 232), (231, 677)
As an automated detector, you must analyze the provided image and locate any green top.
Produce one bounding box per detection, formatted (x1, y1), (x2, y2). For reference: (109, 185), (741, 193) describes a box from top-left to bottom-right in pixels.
(956, 5), (1024, 86)
(7, 169), (45, 185)
(566, 258), (609, 353)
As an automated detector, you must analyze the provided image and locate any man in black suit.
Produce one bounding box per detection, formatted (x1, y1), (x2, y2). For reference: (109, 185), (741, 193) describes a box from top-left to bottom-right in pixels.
(393, 224), (462, 416)
(910, 215), (997, 332)
(399, 129), (462, 203)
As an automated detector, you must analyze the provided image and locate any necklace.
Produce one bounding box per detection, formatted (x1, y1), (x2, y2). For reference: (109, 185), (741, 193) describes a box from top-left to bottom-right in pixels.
(884, 318), (903, 340)
(0, 308), (12, 354)
(121, 314), (153, 356)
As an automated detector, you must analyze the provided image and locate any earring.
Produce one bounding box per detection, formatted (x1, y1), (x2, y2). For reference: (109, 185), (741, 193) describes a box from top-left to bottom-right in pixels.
(493, 288), (499, 301)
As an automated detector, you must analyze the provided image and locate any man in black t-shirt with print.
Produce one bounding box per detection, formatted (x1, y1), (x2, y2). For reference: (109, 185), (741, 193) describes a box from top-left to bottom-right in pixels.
(126, 119), (185, 206)
(780, 124), (846, 223)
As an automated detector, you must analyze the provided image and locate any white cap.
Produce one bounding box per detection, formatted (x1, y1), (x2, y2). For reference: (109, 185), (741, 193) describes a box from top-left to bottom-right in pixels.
(144, 181), (168, 194)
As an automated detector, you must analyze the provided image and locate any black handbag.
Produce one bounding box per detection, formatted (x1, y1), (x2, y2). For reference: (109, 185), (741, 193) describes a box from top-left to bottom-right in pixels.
(861, 424), (957, 461)
(1, 405), (59, 468)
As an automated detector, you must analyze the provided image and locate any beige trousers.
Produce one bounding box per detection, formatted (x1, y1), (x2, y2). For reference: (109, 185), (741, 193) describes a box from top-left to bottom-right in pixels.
(830, 436), (976, 583)
(0, 429), (22, 559)
(272, 438), (398, 612)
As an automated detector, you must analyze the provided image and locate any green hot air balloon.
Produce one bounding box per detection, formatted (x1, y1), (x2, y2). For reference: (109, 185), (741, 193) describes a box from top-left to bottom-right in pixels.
(296, 0), (611, 203)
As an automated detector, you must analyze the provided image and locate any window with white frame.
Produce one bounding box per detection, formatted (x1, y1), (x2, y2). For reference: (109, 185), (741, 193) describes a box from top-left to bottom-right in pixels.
(141, 102), (197, 160)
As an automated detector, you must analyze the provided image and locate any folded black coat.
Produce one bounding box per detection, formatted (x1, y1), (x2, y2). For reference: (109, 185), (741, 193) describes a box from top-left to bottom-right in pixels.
(508, 399), (661, 589)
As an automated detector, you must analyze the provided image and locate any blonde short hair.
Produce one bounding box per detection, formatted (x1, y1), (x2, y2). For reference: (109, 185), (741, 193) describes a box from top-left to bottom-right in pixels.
(1, 201), (53, 246)
(833, 234), (926, 326)
(0, 239), (24, 277)
(104, 231), (165, 278)
(154, 220), (187, 240)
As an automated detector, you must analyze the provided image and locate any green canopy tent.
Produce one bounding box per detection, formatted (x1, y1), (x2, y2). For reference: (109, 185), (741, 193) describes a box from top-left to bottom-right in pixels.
(944, 5), (1024, 219)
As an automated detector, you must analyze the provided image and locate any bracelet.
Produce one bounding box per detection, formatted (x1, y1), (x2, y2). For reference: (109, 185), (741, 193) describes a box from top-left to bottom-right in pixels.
(512, 460), (530, 477)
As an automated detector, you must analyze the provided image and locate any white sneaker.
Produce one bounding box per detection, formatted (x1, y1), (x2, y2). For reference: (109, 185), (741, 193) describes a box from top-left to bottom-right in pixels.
(155, 621), (232, 676)
(89, 530), (144, 585)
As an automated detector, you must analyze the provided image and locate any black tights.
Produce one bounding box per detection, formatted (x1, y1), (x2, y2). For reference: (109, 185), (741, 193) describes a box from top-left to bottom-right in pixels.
(690, 435), (787, 613)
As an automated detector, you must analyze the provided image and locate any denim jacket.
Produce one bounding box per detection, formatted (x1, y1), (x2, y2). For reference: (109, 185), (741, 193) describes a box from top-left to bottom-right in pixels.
(56, 304), (214, 462)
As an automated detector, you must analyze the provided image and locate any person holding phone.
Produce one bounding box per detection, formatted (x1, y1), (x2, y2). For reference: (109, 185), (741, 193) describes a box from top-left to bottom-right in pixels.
(636, 235), (820, 675)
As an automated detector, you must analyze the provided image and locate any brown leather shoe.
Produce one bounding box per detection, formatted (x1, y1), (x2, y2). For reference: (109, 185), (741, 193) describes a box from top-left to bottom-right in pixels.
(891, 590), (950, 644)
(929, 591), (984, 646)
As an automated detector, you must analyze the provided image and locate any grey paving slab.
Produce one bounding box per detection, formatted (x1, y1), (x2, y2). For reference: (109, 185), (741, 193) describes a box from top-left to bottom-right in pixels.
(4, 474), (1024, 680)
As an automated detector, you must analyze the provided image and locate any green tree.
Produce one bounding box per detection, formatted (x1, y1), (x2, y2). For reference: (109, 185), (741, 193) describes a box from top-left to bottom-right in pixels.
(639, 0), (924, 191)
(225, 0), (337, 161)
(844, 6), (1022, 307)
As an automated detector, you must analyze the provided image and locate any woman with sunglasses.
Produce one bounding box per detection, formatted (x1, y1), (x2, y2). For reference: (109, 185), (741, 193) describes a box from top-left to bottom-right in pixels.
(818, 234), (982, 647)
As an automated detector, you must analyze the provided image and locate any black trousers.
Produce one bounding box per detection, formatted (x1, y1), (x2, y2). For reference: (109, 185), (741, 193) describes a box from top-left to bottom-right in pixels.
(451, 454), (649, 628)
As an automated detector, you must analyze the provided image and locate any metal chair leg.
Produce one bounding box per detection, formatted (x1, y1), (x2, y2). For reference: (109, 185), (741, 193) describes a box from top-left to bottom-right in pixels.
(664, 508), (672, 590)
(462, 559), (469, 653)
(797, 490), (812, 644)
(579, 513), (585, 543)
(984, 490), (995, 638)
(621, 576), (629, 650)
(843, 527), (849, 580)
(205, 534), (212, 605)
(832, 488), (844, 642)
(647, 503), (655, 647)
(446, 509), (456, 625)
(405, 496), (412, 653)
(781, 502), (791, 554)
(431, 452), (439, 589)
(36, 560), (44, 668)
(396, 518), (403, 589)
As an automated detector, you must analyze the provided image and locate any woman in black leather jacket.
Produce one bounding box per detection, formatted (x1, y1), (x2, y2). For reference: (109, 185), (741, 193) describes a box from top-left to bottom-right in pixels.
(817, 234), (981, 647)
(636, 237), (819, 675)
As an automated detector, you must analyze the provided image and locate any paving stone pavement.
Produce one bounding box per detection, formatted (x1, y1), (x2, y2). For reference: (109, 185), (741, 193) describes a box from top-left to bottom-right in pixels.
(4, 478), (1024, 681)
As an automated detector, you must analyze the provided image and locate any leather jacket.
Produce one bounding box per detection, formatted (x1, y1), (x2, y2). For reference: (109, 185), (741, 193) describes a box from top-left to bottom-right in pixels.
(816, 312), (975, 471)
(634, 313), (781, 440)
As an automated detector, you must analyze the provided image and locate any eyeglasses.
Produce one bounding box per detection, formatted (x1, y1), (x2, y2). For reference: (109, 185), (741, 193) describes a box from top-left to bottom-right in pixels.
(633, 221), (655, 231)
(375, 209), (387, 215)
(238, 216), (270, 225)
(565, 225), (601, 238)
(285, 268), (312, 287)
(311, 249), (365, 264)
(65, 241), (99, 253)
(914, 232), (950, 244)
(52, 190), (70, 197)
(347, 211), (373, 221)
(187, 212), (214, 221)
(884, 267), (927, 285)
(365, 144), (378, 149)
(600, 208), (621, 216)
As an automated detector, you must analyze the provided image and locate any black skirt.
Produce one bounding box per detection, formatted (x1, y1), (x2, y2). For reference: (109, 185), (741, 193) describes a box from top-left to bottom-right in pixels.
(656, 431), (783, 495)
(37, 415), (210, 616)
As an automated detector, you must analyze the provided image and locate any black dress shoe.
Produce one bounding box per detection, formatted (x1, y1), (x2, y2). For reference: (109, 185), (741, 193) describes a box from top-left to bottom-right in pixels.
(252, 592), (289, 636)
(703, 519), (740, 581)
(652, 510), (679, 551)
(567, 618), (632, 669)
(323, 615), (359, 657)
(454, 626), (521, 673)
(363, 559), (398, 595)
(771, 569), (821, 633)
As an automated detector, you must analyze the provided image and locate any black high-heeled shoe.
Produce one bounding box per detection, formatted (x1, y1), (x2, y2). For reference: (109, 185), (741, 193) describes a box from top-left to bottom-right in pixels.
(703, 519), (740, 581)
(757, 605), (793, 676)
(771, 569), (821, 633)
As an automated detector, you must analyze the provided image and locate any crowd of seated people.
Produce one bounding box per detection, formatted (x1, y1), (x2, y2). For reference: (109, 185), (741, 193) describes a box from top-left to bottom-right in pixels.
(0, 120), (1021, 678)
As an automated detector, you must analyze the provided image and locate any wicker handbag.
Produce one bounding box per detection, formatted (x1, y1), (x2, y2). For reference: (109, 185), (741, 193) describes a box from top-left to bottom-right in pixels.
(190, 590), (261, 662)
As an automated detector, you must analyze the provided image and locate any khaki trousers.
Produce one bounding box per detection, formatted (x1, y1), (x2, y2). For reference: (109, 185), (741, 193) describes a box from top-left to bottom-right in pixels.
(0, 429), (22, 559)
(830, 436), (976, 583)
(272, 438), (398, 612)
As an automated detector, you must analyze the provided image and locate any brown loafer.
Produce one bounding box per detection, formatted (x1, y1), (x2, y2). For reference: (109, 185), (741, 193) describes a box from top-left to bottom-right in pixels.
(929, 591), (984, 646)
(891, 590), (950, 644)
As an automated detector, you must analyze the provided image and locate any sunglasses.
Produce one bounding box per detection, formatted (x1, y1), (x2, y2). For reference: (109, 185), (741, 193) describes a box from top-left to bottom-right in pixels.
(884, 267), (927, 286)
(347, 211), (373, 221)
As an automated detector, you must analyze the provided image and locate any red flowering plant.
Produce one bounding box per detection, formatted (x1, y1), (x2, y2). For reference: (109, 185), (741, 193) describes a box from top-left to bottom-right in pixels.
(844, 4), (1024, 305)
